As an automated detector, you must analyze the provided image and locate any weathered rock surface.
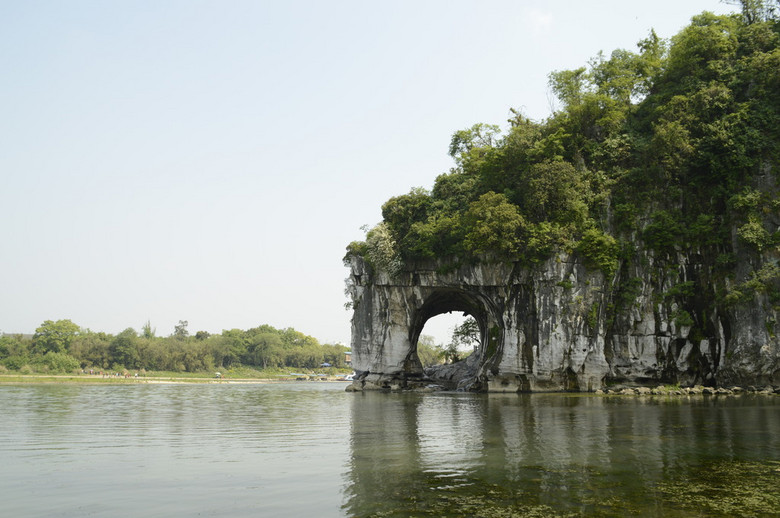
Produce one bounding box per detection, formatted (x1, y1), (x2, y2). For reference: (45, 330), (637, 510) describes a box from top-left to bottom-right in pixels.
(345, 245), (779, 392)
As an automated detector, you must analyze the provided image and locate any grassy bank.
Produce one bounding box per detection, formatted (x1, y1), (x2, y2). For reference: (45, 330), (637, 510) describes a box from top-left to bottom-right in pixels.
(0, 366), (354, 384)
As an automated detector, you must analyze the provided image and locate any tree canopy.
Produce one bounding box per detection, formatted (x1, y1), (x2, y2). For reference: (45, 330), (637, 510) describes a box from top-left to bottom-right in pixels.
(32, 319), (80, 355)
(1, 321), (351, 374)
(347, 7), (780, 285)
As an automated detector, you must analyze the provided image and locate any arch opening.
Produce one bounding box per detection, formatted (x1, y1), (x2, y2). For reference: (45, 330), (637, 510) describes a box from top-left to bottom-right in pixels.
(409, 289), (493, 389)
(416, 312), (478, 371)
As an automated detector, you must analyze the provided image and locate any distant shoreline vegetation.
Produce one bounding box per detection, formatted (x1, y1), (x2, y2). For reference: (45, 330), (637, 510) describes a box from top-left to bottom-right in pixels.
(0, 319), (351, 376)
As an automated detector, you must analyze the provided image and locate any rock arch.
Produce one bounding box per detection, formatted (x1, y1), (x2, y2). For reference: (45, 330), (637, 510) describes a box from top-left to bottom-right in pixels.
(344, 249), (778, 392)
(346, 255), (545, 392)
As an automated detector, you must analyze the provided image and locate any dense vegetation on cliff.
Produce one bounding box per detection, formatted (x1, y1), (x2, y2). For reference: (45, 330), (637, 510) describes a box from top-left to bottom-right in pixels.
(347, 5), (780, 305)
(0, 319), (349, 374)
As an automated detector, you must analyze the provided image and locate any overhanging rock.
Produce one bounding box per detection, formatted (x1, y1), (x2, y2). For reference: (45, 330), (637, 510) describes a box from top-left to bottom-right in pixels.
(344, 252), (779, 392)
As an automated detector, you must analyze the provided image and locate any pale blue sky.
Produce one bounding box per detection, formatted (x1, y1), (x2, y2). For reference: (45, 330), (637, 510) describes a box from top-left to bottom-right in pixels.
(1, 0), (735, 344)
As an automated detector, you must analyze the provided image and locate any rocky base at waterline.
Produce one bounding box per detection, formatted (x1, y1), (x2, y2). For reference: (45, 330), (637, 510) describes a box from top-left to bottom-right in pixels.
(345, 374), (780, 395)
(598, 384), (780, 396)
(344, 353), (483, 392)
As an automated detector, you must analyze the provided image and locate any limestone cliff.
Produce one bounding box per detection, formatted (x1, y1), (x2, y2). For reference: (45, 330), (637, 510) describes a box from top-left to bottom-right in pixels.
(345, 236), (779, 392)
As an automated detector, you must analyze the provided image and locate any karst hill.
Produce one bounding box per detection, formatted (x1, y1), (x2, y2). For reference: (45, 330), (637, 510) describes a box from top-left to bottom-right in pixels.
(345, 7), (780, 392)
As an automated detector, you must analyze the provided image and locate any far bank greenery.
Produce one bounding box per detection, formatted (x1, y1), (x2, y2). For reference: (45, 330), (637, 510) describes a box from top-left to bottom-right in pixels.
(0, 318), (469, 376)
(0, 319), (352, 376)
(346, 3), (780, 306)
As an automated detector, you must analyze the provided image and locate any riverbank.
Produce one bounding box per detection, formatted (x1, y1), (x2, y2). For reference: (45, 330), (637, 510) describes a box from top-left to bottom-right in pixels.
(0, 373), (353, 385)
(4, 374), (776, 395)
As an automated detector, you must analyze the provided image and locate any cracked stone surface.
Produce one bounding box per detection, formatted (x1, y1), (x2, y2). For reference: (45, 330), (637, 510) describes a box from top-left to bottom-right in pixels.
(344, 249), (779, 392)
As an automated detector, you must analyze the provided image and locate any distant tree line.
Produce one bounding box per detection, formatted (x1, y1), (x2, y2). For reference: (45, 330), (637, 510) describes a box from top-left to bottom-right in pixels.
(0, 319), (350, 374)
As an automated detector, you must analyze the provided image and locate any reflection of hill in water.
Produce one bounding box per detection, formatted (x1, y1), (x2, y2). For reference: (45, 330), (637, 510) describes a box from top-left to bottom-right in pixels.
(343, 394), (780, 517)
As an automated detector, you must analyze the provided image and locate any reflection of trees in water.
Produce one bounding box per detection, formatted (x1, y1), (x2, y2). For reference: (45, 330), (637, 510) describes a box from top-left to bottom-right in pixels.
(343, 394), (780, 516)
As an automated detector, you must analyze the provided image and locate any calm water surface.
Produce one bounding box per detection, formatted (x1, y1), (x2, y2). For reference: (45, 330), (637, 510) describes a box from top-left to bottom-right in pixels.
(0, 383), (778, 517)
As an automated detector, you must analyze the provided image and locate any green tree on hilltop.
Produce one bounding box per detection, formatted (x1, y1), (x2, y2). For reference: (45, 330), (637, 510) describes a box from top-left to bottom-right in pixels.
(345, 7), (780, 287)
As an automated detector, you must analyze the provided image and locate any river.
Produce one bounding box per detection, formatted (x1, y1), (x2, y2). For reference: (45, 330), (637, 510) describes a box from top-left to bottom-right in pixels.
(0, 382), (777, 517)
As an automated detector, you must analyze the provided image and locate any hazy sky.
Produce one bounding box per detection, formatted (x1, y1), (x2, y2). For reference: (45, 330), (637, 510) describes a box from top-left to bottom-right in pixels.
(1, 0), (736, 344)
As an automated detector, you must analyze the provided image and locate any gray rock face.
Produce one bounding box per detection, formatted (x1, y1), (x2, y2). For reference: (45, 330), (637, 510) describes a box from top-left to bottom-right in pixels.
(344, 248), (779, 392)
